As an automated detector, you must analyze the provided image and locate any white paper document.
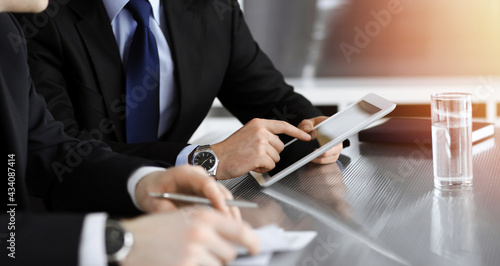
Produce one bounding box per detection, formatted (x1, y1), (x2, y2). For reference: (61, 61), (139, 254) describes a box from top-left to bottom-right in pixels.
(229, 224), (317, 266)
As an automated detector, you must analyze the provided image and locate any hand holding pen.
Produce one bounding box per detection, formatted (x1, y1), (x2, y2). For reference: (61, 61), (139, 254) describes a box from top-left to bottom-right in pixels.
(134, 165), (246, 220)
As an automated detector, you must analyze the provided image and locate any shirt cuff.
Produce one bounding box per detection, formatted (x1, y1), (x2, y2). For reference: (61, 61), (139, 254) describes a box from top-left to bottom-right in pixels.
(79, 213), (108, 266)
(176, 144), (199, 166)
(127, 166), (167, 211)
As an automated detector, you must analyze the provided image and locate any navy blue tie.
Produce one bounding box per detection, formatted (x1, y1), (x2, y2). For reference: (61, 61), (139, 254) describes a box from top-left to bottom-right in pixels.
(125, 0), (160, 143)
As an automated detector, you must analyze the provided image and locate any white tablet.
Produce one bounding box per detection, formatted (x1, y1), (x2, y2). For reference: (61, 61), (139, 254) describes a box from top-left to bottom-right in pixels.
(250, 93), (396, 187)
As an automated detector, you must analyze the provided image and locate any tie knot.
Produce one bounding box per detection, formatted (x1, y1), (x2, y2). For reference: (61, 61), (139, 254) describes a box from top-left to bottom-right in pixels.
(126, 0), (153, 27)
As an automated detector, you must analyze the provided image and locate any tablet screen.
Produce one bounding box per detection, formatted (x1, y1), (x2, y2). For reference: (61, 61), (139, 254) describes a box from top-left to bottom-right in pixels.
(268, 100), (381, 176)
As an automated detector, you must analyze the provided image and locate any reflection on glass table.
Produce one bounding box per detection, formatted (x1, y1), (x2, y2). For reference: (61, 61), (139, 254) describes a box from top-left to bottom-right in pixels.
(431, 188), (481, 265)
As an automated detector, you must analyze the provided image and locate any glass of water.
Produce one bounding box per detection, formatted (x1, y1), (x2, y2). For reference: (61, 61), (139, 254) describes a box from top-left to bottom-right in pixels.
(431, 93), (473, 189)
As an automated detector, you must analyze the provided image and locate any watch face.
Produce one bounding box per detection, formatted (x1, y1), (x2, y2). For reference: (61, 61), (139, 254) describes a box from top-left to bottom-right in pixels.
(106, 226), (125, 255)
(193, 152), (216, 171)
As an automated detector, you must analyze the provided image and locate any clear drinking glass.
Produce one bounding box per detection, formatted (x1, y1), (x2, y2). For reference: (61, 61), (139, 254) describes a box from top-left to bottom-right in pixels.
(431, 93), (473, 189)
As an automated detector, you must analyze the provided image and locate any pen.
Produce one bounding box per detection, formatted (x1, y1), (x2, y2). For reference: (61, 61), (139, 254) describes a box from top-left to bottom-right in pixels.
(283, 138), (298, 148)
(148, 192), (259, 208)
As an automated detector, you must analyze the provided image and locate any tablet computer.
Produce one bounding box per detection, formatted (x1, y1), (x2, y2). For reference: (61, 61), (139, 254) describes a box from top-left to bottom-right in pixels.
(250, 93), (396, 187)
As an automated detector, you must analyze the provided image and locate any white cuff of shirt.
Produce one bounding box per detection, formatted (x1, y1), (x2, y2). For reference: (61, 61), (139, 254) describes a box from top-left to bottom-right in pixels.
(127, 166), (167, 211)
(79, 213), (108, 266)
(176, 144), (199, 165)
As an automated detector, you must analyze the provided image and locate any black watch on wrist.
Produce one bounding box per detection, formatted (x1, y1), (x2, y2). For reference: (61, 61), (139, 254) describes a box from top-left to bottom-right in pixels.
(192, 145), (219, 176)
(105, 219), (133, 266)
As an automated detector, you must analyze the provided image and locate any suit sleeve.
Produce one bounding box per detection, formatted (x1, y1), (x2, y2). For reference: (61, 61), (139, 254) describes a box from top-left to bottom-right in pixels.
(2, 13), (149, 266)
(217, 0), (323, 127)
(25, 77), (161, 216)
(0, 213), (84, 266)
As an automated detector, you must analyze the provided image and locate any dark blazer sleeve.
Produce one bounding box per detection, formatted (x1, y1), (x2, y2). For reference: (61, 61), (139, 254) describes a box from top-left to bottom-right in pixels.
(217, 0), (323, 127)
(1, 13), (83, 265)
(0, 214), (84, 266)
(1, 13), (155, 265)
(24, 78), (157, 216)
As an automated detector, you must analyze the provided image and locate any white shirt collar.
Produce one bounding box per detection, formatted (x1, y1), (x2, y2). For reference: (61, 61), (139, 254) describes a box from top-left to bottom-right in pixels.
(102, 0), (161, 24)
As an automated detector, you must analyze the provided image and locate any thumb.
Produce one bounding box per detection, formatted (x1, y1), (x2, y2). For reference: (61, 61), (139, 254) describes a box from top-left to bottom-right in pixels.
(298, 119), (314, 132)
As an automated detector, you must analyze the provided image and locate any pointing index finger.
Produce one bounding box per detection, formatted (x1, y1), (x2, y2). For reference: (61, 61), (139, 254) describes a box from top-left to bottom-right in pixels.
(265, 120), (311, 141)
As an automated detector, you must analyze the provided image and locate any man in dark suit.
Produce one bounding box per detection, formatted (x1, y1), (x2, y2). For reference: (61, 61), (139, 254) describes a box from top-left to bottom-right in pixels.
(17, 0), (343, 181)
(0, 2), (258, 264)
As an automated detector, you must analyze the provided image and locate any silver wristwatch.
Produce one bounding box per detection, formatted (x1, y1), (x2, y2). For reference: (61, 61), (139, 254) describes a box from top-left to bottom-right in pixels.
(105, 219), (133, 266)
(192, 145), (219, 176)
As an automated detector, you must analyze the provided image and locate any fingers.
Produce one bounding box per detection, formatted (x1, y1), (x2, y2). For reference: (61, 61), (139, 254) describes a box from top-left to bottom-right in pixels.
(189, 211), (258, 264)
(298, 116), (329, 135)
(258, 119), (311, 141)
(212, 118), (318, 179)
(191, 247), (223, 266)
(311, 155), (338, 164)
(216, 183), (241, 222)
(135, 171), (180, 213)
(181, 210), (258, 263)
(253, 154), (276, 173)
(264, 139), (281, 163)
(123, 209), (255, 266)
(254, 129), (281, 171)
(202, 226), (239, 264)
(298, 118), (315, 133)
(267, 133), (285, 153)
(311, 143), (343, 164)
(151, 198), (178, 213)
(308, 129), (318, 140)
(212, 218), (260, 255)
(140, 196), (178, 213)
(199, 178), (231, 216)
(167, 165), (231, 215)
(184, 237), (229, 266)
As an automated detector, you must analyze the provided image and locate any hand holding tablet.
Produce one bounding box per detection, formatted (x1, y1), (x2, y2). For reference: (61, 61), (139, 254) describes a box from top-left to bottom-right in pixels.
(251, 93), (396, 187)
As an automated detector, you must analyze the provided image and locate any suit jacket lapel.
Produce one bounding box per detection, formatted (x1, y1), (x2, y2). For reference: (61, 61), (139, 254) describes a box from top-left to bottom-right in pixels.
(162, 0), (206, 140)
(69, 0), (127, 142)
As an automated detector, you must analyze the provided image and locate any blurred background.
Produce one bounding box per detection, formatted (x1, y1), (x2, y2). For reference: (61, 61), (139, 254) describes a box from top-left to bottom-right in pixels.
(244, 0), (500, 77)
(191, 0), (500, 143)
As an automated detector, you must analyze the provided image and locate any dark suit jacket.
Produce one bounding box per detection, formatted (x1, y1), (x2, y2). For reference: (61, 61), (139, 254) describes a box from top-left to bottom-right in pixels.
(0, 13), (154, 265)
(16, 0), (322, 165)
